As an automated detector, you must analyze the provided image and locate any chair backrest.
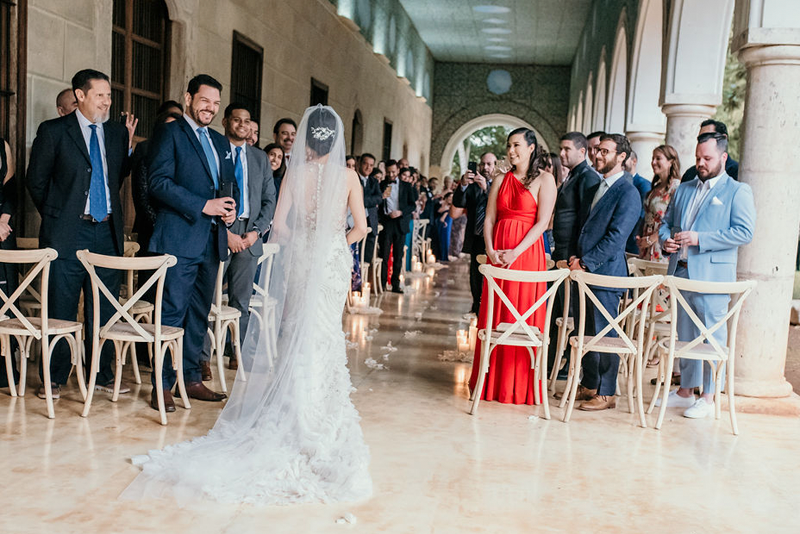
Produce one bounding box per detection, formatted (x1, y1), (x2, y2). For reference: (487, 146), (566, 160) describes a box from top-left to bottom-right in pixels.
(626, 257), (670, 333)
(0, 248), (58, 338)
(665, 276), (756, 360)
(358, 228), (370, 261)
(570, 270), (664, 355)
(15, 237), (40, 250)
(372, 224), (383, 262)
(479, 264), (570, 347)
(628, 257), (668, 277)
(76, 250), (176, 342)
(252, 243), (280, 303)
(122, 241), (141, 299)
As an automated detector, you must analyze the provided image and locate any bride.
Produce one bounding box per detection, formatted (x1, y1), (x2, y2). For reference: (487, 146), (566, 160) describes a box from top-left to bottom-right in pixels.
(122, 105), (373, 505)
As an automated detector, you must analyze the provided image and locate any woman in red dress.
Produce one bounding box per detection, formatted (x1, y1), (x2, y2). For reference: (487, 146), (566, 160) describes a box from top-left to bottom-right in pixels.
(468, 128), (557, 405)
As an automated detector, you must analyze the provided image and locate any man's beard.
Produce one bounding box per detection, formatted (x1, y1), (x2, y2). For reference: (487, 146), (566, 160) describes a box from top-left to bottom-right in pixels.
(92, 110), (110, 123)
(597, 158), (617, 175)
(697, 163), (722, 181)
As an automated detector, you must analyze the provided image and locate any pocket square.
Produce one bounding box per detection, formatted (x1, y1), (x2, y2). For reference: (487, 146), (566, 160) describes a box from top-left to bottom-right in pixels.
(711, 196), (724, 206)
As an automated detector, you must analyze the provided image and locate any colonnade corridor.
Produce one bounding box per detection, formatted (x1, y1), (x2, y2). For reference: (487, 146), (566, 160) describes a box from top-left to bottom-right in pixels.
(1, 258), (799, 533)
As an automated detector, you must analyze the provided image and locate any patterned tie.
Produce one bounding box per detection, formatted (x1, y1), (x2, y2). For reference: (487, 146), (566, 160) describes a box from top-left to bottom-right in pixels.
(197, 127), (220, 189)
(88, 125), (108, 221)
(234, 146), (244, 217)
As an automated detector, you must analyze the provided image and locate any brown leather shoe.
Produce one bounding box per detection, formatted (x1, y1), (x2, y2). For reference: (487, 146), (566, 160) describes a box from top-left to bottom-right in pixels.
(150, 388), (176, 413)
(228, 357), (238, 371)
(578, 394), (617, 411)
(185, 381), (227, 401)
(554, 384), (596, 401)
(201, 361), (213, 382)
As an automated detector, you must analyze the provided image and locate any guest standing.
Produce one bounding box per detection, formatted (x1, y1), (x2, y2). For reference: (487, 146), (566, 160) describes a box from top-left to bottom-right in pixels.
(379, 160), (415, 293)
(568, 134), (641, 412)
(637, 145), (681, 261)
(357, 153), (381, 264)
(263, 142), (285, 195)
(0, 137), (17, 388)
(147, 74), (237, 411)
(468, 128), (556, 405)
(27, 69), (135, 399)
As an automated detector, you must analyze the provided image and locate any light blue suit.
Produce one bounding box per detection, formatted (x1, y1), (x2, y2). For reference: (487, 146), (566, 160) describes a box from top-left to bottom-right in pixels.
(658, 172), (756, 392)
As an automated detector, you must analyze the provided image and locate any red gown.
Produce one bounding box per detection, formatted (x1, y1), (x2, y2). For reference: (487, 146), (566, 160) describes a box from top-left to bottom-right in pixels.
(468, 172), (547, 405)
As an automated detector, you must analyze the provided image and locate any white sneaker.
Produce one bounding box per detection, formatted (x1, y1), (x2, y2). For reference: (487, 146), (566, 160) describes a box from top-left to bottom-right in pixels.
(654, 389), (696, 408)
(683, 398), (715, 419)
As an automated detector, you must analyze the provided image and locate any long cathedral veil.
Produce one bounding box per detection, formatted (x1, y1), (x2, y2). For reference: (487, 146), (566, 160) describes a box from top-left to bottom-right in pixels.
(121, 105), (372, 505)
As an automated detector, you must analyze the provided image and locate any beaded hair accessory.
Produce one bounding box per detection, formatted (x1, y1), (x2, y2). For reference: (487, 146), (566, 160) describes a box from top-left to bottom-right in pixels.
(311, 126), (335, 141)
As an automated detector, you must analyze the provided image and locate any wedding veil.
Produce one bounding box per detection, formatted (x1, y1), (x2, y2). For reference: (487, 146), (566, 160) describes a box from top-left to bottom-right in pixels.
(122, 105), (372, 505)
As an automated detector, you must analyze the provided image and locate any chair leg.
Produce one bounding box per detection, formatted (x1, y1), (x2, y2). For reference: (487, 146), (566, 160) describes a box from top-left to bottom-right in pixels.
(174, 338), (190, 410)
(635, 351), (646, 428)
(536, 345), (550, 421)
(127, 339), (142, 385)
(469, 344), (491, 415)
(19, 336), (32, 397)
(71, 333), (87, 401)
(559, 344), (576, 409)
(81, 338), (102, 418)
(647, 347), (665, 415)
(42, 337), (55, 419)
(153, 343), (167, 425)
(655, 354), (676, 430)
(112, 340), (124, 402)
(528, 347), (540, 406)
(627, 353), (635, 414)
(727, 361), (738, 435)
(563, 347), (583, 423)
(3, 336), (17, 397)
(216, 322), (228, 394)
(232, 319), (242, 368)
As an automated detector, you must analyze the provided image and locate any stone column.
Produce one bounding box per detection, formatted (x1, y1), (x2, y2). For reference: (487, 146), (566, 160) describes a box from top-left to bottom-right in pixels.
(626, 131), (665, 173)
(732, 44), (800, 398)
(660, 104), (715, 175)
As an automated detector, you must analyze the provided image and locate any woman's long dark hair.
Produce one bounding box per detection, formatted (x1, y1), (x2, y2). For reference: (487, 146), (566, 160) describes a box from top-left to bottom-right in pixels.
(263, 142), (286, 177)
(507, 127), (548, 187)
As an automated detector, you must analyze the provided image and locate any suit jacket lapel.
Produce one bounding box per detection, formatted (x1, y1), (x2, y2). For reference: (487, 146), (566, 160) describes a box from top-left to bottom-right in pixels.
(66, 113), (91, 165)
(178, 117), (214, 183)
(691, 174), (730, 230)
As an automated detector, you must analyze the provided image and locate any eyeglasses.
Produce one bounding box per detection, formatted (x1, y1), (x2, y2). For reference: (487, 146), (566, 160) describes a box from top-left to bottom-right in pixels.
(596, 148), (618, 157)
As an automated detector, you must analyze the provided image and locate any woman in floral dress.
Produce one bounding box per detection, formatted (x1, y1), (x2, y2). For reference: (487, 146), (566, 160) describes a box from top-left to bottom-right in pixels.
(636, 145), (681, 261)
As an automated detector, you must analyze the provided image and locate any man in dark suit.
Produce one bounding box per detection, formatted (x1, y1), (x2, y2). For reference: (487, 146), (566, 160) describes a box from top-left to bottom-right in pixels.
(451, 152), (496, 315)
(569, 133), (641, 412)
(681, 120), (738, 182)
(357, 153), (381, 264)
(147, 74), (237, 411)
(27, 69), (135, 400)
(379, 160), (416, 294)
(199, 102), (276, 376)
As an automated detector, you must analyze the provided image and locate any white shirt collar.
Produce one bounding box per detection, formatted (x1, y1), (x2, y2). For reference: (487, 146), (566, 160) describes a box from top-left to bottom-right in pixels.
(698, 170), (726, 190)
(183, 113), (203, 132)
(602, 170), (625, 188)
(75, 108), (103, 129)
(230, 141), (246, 156)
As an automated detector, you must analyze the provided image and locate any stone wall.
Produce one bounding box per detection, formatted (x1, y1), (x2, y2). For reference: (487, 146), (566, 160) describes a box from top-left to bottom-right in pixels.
(23, 0), (433, 235)
(430, 62), (571, 174)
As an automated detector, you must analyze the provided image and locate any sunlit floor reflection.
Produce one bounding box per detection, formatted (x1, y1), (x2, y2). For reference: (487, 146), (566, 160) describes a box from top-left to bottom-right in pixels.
(1, 257), (799, 532)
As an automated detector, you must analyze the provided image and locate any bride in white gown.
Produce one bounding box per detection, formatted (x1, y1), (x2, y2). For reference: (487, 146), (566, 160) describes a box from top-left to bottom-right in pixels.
(122, 105), (373, 505)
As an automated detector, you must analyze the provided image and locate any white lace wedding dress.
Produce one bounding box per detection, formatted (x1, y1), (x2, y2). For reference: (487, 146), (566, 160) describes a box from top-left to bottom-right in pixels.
(122, 106), (372, 506)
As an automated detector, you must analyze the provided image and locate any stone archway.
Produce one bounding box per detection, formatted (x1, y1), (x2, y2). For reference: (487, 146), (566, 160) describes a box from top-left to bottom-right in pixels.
(593, 51), (608, 131)
(606, 15), (628, 134)
(437, 113), (549, 178)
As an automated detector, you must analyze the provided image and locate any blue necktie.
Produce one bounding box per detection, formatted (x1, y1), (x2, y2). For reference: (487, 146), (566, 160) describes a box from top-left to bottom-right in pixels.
(234, 146), (244, 217)
(197, 127), (220, 189)
(88, 124), (108, 222)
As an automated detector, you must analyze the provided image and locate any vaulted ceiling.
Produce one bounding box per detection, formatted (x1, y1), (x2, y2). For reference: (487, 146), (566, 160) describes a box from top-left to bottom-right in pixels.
(397, 0), (593, 65)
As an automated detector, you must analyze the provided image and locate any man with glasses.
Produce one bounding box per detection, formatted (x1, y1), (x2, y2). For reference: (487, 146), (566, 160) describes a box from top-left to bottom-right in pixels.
(567, 133), (641, 412)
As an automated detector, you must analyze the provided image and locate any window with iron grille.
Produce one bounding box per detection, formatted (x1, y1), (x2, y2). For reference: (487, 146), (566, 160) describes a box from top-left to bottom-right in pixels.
(231, 31), (263, 125)
(111, 0), (170, 140)
(382, 120), (393, 163)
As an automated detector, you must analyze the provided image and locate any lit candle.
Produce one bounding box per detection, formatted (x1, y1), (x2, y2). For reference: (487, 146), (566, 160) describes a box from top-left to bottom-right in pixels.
(468, 318), (478, 352)
(352, 291), (361, 308)
(457, 329), (470, 352)
(362, 282), (371, 304)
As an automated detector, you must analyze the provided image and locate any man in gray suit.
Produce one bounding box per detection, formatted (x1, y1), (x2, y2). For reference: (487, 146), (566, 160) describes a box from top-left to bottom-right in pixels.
(200, 102), (277, 376)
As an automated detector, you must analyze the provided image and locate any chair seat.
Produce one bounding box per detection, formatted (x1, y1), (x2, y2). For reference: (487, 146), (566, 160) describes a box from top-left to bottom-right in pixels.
(0, 317), (82, 336)
(103, 322), (183, 342)
(208, 305), (241, 322)
(570, 335), (636, 354)
(555, 317), (574, 329)
(674, 341), (728, 361)
(478, 323), (543, 347)
(119, 298), (154, 315)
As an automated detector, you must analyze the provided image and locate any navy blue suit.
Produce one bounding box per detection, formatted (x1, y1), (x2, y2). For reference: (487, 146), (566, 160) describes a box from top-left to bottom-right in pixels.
(147, 116), (236, 388)
(577, 172), (641, 396)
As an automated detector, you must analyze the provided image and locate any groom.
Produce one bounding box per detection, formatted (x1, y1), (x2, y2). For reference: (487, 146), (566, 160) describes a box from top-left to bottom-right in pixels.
(147, 74), (238, 411)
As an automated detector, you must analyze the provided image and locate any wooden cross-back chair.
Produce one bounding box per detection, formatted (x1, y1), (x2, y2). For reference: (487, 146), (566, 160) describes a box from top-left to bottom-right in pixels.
(560, 271), (664, 427)
(470, 264), (570, 420)
(207, 260), (244, 394)
(654, 276), (756, 435)
(346, 229), (371, 312)
(248, 243), (280, 371)
(119, 241), (155, 382)
(77, 250), (187, 425)
(0, 248), (83, 419)
(371, 224), (384, 294)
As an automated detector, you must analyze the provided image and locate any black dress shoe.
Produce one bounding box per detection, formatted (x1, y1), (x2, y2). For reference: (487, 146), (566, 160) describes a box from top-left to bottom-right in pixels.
(150, 388), (176, 412)
(391, 286), (404, 294)
(185, 381), (227, 401)
(228, 357), (238, 371)
(201, 361), (213, 381)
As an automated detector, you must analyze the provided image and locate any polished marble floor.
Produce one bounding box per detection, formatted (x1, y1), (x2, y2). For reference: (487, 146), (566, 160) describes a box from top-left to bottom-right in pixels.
(2, 258), (799, 534)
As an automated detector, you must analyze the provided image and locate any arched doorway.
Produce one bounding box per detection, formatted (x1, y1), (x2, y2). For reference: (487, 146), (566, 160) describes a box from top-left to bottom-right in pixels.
(438, 114), (549, 178)
(350, 109), (363, 155)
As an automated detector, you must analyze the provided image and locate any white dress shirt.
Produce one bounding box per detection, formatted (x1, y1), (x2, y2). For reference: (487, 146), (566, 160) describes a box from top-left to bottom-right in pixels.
(230, 141), (250, 219)
(681, 171), (726, 259)
(385, 178), (400, 214)
(75, 108), (112, 215)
